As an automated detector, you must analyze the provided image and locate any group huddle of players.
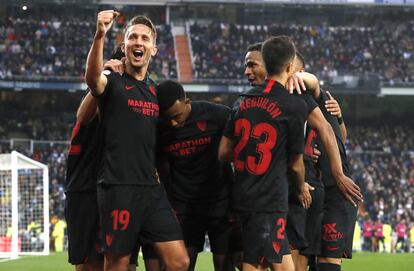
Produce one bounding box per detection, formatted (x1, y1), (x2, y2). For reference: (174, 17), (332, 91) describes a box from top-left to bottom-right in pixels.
(64, 10), (364, 271)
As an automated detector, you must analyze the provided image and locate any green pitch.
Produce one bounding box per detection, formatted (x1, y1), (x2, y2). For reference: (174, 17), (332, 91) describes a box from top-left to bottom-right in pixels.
(1, 252), (413, 271)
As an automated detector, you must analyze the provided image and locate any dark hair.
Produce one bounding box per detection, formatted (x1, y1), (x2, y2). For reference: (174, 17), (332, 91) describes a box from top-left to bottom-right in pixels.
(157, 80), (186, 111)
(262, 36), (296, 76)
(247, 42), (262, 53)
(110, 45), (125, 60)
(296, 51), (305, 69)
(124, 15), (157, 43)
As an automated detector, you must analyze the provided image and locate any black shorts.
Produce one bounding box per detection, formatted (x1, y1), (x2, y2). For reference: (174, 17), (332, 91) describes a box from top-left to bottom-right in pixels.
(238, 211), (290, 264)
(177, 213), (233, 254)
(97, 184), (183, 254)
(320, 186), (357, 259)
(129, 243), (160, 266)
(65, 191), (103, 265)
(228, 214), (243, 253)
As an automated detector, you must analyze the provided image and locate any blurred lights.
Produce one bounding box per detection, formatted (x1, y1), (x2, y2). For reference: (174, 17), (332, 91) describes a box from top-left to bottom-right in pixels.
(22, 5), (28, 11)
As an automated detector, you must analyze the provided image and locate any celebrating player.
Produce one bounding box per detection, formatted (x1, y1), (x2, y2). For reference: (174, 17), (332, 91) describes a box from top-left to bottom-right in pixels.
(85, 10), (189, 271)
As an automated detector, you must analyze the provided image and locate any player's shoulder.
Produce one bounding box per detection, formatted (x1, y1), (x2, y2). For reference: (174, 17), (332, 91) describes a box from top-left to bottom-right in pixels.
(192, 100), (230, 112)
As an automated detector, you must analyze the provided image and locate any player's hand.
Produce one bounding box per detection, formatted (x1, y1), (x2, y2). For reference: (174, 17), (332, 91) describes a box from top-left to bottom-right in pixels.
(285, 72), (306, 94)
(96, 10), (119, 37)
(104, 57), (125, 75)
(335, 174), (363, 207)
(312, 147), (321, 164)
(298, 183), (314, 209)
(325, 91), (342, 118)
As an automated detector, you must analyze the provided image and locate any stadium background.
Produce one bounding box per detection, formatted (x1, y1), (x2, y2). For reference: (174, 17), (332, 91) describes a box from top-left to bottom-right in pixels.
(0, 0), (413, 269)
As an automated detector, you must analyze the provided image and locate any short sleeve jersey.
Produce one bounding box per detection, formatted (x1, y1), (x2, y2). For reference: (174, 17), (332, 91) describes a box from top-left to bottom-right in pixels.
(223, 80), (308, 212)
(97, 71), (159, 185)
(157, 101), (233, 215)
(316, 90), (351, 187)
(65, 117), (100, 192)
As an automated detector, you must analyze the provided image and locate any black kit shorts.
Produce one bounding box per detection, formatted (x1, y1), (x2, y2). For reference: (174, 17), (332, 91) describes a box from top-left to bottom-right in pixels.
(65, 191), (103, 265)
(237, 211), (290, 264)
(320, 185), (357, 259)
(177, 213), (233, 254)
(287, 185), (325, 254)
(97, 184), (183, 254)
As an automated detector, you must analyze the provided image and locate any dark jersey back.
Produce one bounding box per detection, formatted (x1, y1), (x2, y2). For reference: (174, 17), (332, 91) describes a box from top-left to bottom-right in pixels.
(316, 90), (351, 187)
(158, 101), (233, 215)
(223, 80), (307, 212)
(97, 71), (159, 186)
(65, 118), (100, 192)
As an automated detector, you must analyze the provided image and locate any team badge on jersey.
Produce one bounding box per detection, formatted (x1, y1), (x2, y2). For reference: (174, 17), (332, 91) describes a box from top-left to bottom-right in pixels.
(196, 121), (207, 132)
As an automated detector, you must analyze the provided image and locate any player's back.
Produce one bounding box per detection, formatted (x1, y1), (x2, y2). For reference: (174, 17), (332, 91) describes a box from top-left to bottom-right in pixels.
(230, 80), (307, 213)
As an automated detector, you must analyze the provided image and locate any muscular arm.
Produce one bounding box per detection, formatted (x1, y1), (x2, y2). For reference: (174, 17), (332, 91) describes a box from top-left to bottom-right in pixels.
(85, 10), (118, 96)
(76, 92), (99, 125)
(307, 107), (362, 205)
(218, 136), (233, 162)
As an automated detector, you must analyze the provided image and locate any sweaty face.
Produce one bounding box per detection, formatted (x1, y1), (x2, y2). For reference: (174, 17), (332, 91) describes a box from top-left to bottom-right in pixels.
(244, 51), (267, 86)
(162, 99), (191, 128)
(123, 24), (157, 70)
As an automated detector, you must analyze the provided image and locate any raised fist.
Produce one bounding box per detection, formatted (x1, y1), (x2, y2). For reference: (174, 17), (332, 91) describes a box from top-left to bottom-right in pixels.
(96, 10), (120, 37)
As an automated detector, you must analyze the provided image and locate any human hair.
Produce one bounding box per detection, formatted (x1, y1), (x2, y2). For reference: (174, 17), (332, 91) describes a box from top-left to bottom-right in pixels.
(157, 80), (186, 111)
(124, 15), (157, 43)
(247, 42), (262, 53)
(296, 51), (305, 70)
(262, 36), (296, 76)
(110, 45), (125, 60)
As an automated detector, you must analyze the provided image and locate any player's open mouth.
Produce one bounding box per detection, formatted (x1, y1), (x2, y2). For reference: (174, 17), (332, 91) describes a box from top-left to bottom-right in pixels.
(132, 49), (144, 60)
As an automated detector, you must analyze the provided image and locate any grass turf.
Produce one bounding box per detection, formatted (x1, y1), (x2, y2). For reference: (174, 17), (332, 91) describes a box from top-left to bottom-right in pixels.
(0, 252), (413, 270)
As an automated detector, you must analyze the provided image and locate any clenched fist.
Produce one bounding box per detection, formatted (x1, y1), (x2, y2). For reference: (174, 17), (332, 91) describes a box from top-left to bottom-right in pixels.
(96, 10), (120, 38)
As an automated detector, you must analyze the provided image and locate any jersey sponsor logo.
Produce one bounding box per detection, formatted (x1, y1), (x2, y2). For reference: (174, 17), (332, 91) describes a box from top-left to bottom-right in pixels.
(125, 85), (135, 91)
(323, 223), (344, 241)
(106, 234), (113, 247)
(272, 241), (281, 254)
(127, 99), (159, 117)
(239, 97), (282, 119)
(196, 121), (207, 132)
(163, 136), (212, 156)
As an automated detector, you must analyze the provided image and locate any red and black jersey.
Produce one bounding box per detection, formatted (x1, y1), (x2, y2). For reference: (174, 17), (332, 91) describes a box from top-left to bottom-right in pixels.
(303, 126), (322, 187)
(65, 117), (100, 192)
(97, 71), (159, 186)
(157, 101), (233, 216)
(223, 80), (308, 212)
(315, 90), (351, 187)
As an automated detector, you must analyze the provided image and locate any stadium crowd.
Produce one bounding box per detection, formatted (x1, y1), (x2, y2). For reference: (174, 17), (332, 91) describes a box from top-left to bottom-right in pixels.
(190, 21), (414, 83)
(0, 15), (176, 81)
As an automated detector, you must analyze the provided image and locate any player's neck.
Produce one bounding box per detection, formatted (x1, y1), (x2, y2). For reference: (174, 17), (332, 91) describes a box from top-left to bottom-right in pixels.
(267, 74), (288, 86)
(125, 63), (147, 81)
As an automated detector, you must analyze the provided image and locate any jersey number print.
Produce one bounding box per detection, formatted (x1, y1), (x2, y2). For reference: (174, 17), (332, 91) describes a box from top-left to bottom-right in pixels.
(233, 118), (277, 175)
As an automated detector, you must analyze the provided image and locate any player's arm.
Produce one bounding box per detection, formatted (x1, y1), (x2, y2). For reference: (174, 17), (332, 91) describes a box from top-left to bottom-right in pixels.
(325, 91), (347, 142)
(85, 10), (119, 96)
(76, 91), (99, 125)
(307, 107), (362, 206)
(286, 71), (320, 97)
(218, 136), (233, 162)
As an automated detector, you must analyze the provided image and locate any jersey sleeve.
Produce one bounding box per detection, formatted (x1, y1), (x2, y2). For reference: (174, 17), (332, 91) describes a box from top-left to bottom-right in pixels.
(100, 70), (118, 99)
(210, 103), (231, 130)
(287, 98), (308, 154)
(297, 93), (318, 115)
(222, 104), (238, 139)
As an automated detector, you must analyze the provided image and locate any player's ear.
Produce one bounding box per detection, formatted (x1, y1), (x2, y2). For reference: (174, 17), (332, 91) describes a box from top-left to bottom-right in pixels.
(151, 45), (157, 57)
(121, 42), (126, 53)
(184, 98), (190, 104)
(286, 61), (293, 75)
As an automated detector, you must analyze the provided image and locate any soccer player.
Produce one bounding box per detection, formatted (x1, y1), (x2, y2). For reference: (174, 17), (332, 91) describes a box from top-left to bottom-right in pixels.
(243, 42), (362, 271)
(374, 219), (385, 252)
(219, 36), (311, 271)
(156, 80), (236, 271)
(85, 10), (189, 271)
